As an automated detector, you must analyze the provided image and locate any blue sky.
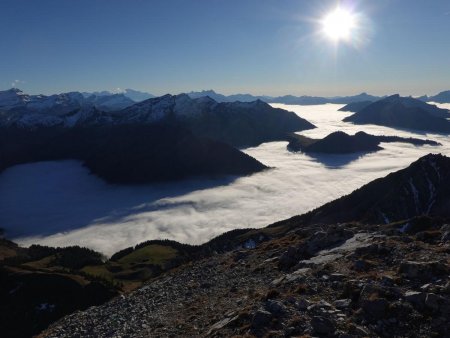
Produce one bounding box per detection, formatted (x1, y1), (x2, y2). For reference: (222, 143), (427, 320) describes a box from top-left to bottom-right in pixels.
(1, 0), (449, 96)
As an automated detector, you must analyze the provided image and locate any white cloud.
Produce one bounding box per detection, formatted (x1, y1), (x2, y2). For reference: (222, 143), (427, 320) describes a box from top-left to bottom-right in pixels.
(11, 79), (25, 88)
(112, 87), (125, 94)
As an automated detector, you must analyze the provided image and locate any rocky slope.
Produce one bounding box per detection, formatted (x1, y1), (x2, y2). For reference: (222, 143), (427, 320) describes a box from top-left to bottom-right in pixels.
(38, 154), (450, 338)
(40, 218), (450, 338)
(343, 95), (450, 133)
(287, 131), (440, 154)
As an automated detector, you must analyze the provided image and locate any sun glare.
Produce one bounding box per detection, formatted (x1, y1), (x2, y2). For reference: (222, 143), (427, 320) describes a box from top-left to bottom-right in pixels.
(322, 8), (356, 42)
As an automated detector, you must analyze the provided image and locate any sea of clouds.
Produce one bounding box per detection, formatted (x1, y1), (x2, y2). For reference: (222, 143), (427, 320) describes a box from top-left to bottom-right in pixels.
(1, 103), (449, 256)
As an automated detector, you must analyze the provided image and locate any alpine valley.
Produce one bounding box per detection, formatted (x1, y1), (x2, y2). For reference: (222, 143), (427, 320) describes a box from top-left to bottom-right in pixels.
(0, 88), (450, 338)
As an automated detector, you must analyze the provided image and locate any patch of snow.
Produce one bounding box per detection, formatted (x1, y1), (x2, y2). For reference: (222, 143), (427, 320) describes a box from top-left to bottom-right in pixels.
(381, 212), (390, 224)
(399, 223), (410, 233)
(243, 239), (256, 249)
(408, 178), (420, 213)
(300, 233), (375, 266)
(36, 303), (56, 311)
(424, 171), (436, 214)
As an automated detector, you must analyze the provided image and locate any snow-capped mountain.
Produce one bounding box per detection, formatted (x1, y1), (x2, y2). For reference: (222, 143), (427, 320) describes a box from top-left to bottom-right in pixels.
(122, 89), (154, 102)
(118, 94), (217, 123)
(0, 88), (135, 116)
(84, 94), (135, 111)
(118, 94), (315, 147)
(0, 92), (315, 147)
(82, 89), (154, 102)
(0, 88), (32, 109)
(0, 106), (114, 129)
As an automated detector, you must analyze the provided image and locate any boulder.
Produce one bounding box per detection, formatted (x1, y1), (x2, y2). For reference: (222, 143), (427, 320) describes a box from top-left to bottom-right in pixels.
(278, 246), (300, 271)
(425, 293), (440, 311)
(251, 309), (272, 330)
(265, 300), (286, 317)
(311, 316), (336, 335)
(404, 291), (426, 309)
(361, 297), (389, 320)
(306, 228), (354, 255)
(399, 261), (449, 281)
(334, 299), (352, 310)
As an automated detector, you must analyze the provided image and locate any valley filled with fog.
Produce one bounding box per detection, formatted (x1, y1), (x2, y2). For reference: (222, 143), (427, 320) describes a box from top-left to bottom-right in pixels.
(1, 103), (449, 256)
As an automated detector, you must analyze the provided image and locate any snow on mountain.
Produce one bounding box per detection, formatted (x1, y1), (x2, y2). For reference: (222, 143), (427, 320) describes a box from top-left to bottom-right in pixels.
(81, 89), (154, 102)
(0, 88), (32, 109)
(25, 92), (86, 114)
(118, 94), (224, 123)
(0, 88), (136, 122)
(0, 105), (117, 129)
(63, 107), (114, 127)
(84, 94), (135, 111)
(0, 91), (314, 144)
(81, 90), (113, 98)
(123, 89), (154, 102)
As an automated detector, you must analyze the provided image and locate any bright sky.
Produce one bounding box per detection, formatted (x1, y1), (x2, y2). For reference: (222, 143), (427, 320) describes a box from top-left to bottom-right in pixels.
(1, 0), (449, 96)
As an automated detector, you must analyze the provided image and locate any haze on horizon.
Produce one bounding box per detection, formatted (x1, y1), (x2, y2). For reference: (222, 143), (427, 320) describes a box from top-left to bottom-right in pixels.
(1, 0), (449, 97)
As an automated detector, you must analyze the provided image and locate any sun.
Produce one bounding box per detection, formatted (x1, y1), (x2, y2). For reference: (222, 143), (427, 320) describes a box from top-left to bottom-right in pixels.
(321, 8), (356, 41)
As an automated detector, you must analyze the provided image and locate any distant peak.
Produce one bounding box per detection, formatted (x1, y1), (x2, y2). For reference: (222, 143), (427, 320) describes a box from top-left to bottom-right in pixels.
(8, 88), (23, 93)
(387, 94), (400, 98)
(175, 93), (191, 99)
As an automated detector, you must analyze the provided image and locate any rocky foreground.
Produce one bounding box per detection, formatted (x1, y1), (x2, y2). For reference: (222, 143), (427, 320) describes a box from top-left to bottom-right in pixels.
(42, 217), (450, 337)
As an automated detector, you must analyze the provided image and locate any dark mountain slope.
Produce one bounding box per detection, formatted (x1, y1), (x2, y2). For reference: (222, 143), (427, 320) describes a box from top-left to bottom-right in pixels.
(428, 90), (450, 103)
(119, 95), (316, 147)
(287, 131), (440, 154)
(0, 124), (267, 184)
(83, 125), (267, 183)
(338, 101), (372, 112)
(283, 153), (450, 225)
(343, 95), (450, 133)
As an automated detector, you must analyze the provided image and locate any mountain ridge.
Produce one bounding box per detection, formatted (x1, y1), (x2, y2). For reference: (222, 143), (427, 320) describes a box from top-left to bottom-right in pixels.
(287, 131), (441, 154)
(343, 95), (450, 133)
(0, 93), (316, 147)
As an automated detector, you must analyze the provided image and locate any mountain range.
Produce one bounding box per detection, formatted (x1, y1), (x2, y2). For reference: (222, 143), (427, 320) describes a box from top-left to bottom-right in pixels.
(0, 92), (315, 146)
(4, 88), (450, 114)
(0, 93), (315, 183)
(119, 94), (315, 147)
(187, 90), (382, 105)
(188, 89), (450, 104)
(0, 88), (135, 113)
(82, 88), (155, 102)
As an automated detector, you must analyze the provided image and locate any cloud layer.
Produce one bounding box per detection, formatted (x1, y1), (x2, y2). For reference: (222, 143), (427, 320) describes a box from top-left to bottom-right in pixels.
(1, 103), (449, 256)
